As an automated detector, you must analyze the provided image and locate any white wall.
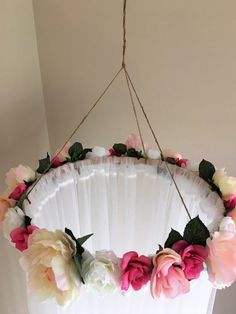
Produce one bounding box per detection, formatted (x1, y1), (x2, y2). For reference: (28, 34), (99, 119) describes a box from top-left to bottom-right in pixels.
(32, 1), (236, 313)
(0, 1), (49, 314)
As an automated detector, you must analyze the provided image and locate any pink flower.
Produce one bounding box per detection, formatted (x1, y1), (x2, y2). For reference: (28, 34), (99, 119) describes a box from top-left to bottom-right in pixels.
(0, 197), (13, 226)
(172, 240), (208, 280)
(10, 225), (38, 252)
(225, 195), (236, 210)
(206, 230), (236, 288)
(151, 248), (190, 299)
(121, 251), (152, 291)
(162, 149), (182, 160)
(109, 148), (121, 157)
(176, 158), (188, 167)
(9, 183), (27, 201)
(125, 134), (143, 151)
(52, 142), (71, 167)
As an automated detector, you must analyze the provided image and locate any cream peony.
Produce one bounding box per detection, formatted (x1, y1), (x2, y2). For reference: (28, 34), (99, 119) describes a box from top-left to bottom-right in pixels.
(20, 229), (81, 307)
(5, 165), (35, 192)
(86, 147), (109, 159)
(2, 207), (25, 240)
(82, 250), (121, 293)
(213, 169), (236, 199)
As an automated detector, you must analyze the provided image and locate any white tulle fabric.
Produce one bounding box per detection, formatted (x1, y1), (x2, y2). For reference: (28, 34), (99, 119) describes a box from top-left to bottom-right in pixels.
(24, 157), (224, 314)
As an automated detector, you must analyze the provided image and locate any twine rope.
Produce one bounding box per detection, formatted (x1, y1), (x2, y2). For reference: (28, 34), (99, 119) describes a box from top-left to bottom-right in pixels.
(26, 0), (192, 221)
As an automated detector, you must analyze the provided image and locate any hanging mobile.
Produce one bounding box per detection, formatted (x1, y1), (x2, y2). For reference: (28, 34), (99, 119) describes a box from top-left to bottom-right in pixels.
(1, 0), (236, 308)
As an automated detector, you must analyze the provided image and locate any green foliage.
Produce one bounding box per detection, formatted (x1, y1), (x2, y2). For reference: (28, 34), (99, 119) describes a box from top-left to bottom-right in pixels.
(164, 229), (183, 248)
(183, 216), (210, 246)
(36, 153), (51, 174)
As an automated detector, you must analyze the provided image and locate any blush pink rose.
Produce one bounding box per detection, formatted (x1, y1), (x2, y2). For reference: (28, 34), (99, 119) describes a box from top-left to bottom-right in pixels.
(225, 195), (236, 210)
(9, 183), (27, 201)
(206, 231), (236, 288)
(172, 240), (208, 280)
(162, 149), (182, 160)
(125, 134), (143, 151)
(151, 248), (190, 299)
(125, 134), (152, 152)
(0, 197), (13, 226)
(10, 225), (39, 252)
(121, 251), (152, 291)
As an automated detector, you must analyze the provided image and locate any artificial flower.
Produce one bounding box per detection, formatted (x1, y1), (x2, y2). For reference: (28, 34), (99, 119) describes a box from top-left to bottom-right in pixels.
(10, 225), (38, 252)
(206, 229), (236, 289)
(125, 134), (152, 152)
(162, 149), (182, 160)
(9, 183), (27, 201)
(0, 197), (13, 226)
(151, 248), (190, 298)
(146, 149), (160, 160)
(219, 217), (236, 233)
(2, 207), (25, 240)
(125, 134), (143, 151)
(52, 142), (71, 167)
(176, 158), (188, 167)
(224, 194), (236, 210)
(213, 169), (236, 199)
(172, 240), (208, 280)
(86, 147), (109, 159)
(20, 229), (81, 307)
(82, 250), (121, 293)
(227, 208), (236, 225)
(121, 251), (152, 291)
(5, 165), (35, 192)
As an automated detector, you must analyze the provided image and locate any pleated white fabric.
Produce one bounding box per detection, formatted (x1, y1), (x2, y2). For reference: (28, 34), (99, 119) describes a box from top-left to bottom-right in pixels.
(25, 157), (224, 314)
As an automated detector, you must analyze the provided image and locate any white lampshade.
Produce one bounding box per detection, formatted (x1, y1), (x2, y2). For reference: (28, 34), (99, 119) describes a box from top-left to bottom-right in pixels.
(24, 157), (224, 314)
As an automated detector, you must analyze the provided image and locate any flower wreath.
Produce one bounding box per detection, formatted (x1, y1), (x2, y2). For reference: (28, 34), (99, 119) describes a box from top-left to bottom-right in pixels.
(1, 134), (236, 307)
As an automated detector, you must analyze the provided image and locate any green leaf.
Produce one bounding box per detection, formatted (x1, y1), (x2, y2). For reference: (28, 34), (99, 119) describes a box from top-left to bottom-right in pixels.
(183, 216), (210, 246)
(113, 143), (127, 155)
(77, 233), (93, 246)
(199, 159), (216, 183)
(65, 228), (93, 284)
(165, 157), (176, 165)
(68, 142), (83, 162)
(164, 229), (183, 248)
(17, 192), (28, 210)
(73, 252), (85, 284)
(78, 148), (92, 161)
(127, 148), (142, 159)
(24, 215), (32, 227)
(36, 153), (51, 174)
(65, 228), (84, 255)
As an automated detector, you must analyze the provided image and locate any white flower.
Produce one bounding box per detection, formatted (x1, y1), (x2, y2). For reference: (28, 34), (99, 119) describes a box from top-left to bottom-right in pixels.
(20, 229), (81, 307)
(219, 217), (236, 233)
(2, 207), (25, 240)
(86, 147), (109, 159)
(213, 169), (236, 199)
(82, 250), (121, 293)
(146, 149), (160, 160)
